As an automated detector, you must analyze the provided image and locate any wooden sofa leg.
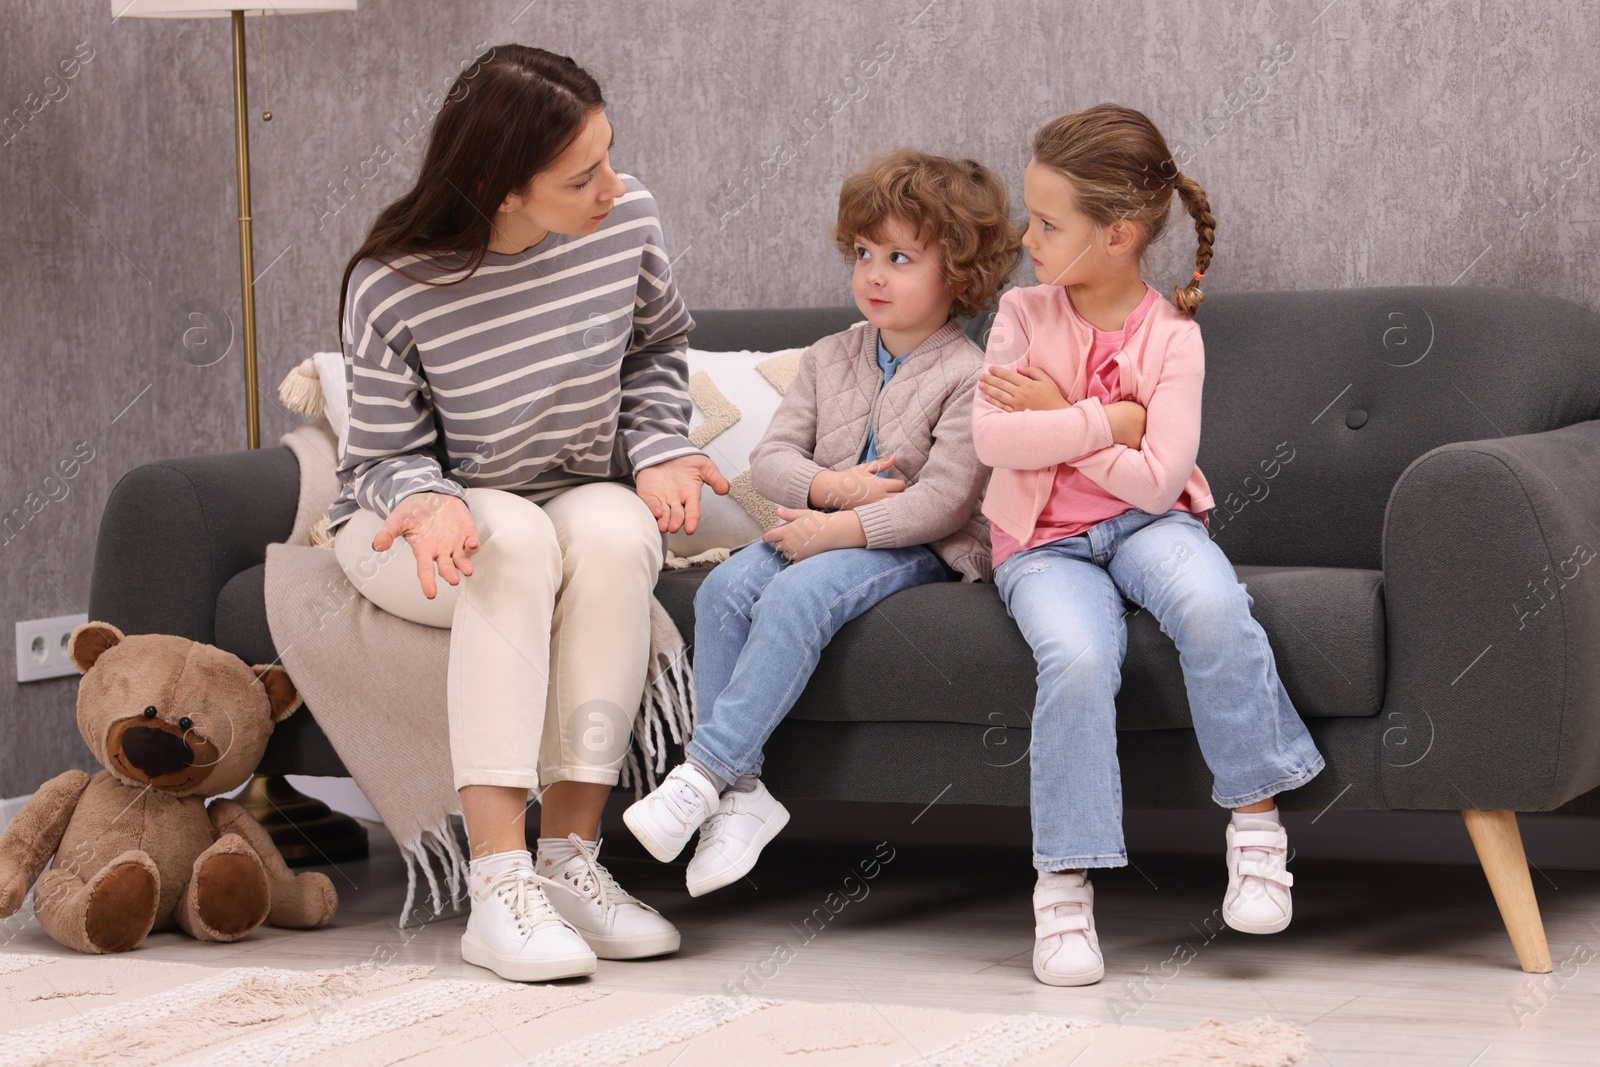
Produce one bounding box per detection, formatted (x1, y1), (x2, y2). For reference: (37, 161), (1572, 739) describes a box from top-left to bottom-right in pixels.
(1460, 809), (1553, 973)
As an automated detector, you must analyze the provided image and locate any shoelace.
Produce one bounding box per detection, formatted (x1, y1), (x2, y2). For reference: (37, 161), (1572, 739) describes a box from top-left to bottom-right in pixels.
(698, 807), (731, 849)
(657, 772), (710, 831)
(559, 833), (644, 916)
(483, 868), (571, 936)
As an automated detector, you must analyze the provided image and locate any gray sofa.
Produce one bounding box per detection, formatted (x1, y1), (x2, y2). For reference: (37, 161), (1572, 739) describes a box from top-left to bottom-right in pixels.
(88, 287), (1600, 974)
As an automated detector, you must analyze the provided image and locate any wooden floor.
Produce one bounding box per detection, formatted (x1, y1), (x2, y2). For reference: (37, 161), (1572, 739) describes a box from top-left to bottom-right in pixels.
(7, 816), (1599, 1066)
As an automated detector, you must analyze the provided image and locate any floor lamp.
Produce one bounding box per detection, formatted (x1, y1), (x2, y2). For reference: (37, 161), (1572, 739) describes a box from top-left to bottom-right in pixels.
(113, 0), (367, 866)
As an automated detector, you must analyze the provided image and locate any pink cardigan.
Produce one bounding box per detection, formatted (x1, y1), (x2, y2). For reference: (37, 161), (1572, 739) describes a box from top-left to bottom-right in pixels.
(971, 284), (1216, 546)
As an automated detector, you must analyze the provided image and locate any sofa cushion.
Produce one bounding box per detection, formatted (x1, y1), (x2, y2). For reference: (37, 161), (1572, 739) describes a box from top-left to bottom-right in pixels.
(655, 562), (1384, 731)
(229, 555), (1383, 746)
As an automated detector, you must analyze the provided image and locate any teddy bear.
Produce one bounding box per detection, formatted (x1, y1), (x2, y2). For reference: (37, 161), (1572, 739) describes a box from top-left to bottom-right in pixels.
(0, 621), (338, 953)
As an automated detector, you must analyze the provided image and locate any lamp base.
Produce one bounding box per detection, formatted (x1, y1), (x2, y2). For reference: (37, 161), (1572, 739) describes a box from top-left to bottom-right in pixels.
(236, 774), (369, 867)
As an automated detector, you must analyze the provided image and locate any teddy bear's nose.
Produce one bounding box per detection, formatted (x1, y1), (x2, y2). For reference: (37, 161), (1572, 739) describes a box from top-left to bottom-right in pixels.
(121, 726), (194, 778)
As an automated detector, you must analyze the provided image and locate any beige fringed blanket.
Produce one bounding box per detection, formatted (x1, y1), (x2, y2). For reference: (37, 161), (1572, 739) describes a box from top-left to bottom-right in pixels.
(262, 417), (699, 926)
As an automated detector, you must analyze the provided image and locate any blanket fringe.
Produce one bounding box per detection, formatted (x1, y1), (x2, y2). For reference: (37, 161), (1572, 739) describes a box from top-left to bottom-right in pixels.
(397, 816), (467, 927)
(663, 545), (733, 569)
(619, 598), (698, 797)
(308, 512), (335, 549)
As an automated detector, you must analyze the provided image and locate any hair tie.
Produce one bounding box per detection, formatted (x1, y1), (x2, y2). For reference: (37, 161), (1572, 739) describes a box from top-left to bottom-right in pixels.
(1192, 270), (1205, 283)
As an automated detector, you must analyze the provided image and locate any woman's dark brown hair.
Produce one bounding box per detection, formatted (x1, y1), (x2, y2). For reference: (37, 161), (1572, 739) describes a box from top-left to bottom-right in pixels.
(336, 44), (605, 342)
(1031, 104), (1216, 315)
(832, 149), (1023, 319)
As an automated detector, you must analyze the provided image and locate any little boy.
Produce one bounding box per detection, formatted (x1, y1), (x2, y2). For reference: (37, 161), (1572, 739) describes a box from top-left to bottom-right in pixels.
(624, 149), (1020, 894)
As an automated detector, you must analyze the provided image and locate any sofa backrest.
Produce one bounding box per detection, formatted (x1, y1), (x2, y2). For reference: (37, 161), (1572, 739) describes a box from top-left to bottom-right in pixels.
(689, 307), (864, 352)
(1185, 286), (1600, 569)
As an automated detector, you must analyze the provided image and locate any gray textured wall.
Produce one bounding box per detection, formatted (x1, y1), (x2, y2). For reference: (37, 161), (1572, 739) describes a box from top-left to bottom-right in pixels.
(2, 0), (1596, 796)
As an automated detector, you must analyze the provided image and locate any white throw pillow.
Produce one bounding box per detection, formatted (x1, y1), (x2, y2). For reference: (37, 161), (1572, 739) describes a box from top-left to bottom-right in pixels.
(665, 347), (806, 557)
(310, 350), (349, 460)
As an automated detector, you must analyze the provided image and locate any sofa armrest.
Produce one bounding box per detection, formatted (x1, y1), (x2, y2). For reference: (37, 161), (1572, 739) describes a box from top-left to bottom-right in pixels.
(1380, 419), (1600, 810)
(88, 447), (301, 644)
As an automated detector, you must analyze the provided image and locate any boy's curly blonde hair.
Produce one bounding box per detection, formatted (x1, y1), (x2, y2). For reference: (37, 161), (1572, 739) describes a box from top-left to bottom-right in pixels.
(832, 149), (1022, 319)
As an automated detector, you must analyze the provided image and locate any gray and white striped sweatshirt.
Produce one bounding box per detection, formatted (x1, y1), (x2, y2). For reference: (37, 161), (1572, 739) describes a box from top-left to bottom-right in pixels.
(325, 174), (702, 532)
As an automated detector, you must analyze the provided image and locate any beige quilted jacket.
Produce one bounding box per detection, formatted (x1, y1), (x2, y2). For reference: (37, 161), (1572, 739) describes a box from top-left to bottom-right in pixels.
(749, 319), (993, 582)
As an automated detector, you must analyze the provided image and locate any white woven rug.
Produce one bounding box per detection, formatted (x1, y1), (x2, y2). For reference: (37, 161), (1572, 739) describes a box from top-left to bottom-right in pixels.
(0, 951), (1310, 1067)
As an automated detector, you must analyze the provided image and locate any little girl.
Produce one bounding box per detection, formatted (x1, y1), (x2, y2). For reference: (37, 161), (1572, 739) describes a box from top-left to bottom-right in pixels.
(973, 105), (1325, 987)
(626, 149), (1018, 894)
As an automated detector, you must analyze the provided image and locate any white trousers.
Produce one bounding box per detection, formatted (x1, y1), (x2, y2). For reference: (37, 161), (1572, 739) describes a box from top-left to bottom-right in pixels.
(333, 482), (664, 792)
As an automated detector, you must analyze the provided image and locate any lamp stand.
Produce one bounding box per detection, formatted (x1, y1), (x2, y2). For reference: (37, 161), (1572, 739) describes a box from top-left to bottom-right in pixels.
(225, 10), (366, 866)
(230, 10), (261, 450)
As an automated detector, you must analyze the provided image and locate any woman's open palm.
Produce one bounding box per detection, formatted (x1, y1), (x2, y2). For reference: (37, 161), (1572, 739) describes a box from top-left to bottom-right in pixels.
(371, 491), (480, 599)
(634, 454), (731, 534)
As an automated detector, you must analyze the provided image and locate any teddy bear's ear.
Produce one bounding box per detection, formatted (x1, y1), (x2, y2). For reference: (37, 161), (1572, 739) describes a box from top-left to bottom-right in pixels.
(250, 664), (304, 723)
(69, 622), (125, 674)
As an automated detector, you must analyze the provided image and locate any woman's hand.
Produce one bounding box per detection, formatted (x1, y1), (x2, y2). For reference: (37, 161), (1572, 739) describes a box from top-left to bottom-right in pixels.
(763, 507), (867, 562)
(635, 454), (731, 534)
(1105, 400), (1148, 449)
(979, 365), (1069, 412)
(371, 491), (480, 600)
(808, 456), (906, 510)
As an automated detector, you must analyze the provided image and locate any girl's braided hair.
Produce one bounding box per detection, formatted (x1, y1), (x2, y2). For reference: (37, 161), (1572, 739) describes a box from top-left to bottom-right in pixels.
(1032, 104), (1216, 315)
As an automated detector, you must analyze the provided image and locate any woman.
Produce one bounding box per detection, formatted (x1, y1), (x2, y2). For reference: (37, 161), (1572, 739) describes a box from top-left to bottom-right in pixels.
(327, 44), (727, 982)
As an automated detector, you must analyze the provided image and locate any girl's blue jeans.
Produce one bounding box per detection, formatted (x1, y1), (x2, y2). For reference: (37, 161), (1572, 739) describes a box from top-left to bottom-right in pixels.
(993, 507), (1325, 872)
(686, 537), (952, 785)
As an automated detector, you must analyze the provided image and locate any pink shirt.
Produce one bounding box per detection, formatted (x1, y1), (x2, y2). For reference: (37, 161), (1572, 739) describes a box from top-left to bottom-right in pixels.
(973, 283), (1216, 563)
(989, 284), (1168, 568)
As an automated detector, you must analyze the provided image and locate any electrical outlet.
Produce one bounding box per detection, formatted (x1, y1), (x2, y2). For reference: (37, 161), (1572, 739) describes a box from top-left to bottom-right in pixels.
(15, 614), (88, 683)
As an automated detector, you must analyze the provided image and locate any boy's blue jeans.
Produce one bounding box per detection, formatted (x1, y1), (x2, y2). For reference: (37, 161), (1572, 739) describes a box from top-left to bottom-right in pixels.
(686, 538), (952, 785)
(993, 507), (1325, 872)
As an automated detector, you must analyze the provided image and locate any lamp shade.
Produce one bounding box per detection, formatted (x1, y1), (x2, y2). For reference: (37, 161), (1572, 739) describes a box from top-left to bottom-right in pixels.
(112, 0), (355, 16)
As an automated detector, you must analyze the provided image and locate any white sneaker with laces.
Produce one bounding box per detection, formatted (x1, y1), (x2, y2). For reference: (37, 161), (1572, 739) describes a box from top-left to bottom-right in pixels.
(541, 834), (680, 959)
(1033, 871), (1104, 986)
(623, 764), (722, 862)
(685, 781), (790, 897)
(460, 867), (597, 982)
(1222, 818), (1295, 934)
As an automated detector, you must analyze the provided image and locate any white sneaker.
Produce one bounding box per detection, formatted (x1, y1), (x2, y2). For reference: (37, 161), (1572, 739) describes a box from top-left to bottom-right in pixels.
(685, 781), (790, 897)
(623, 764), (722, 862)
(541, 834), (681, 960)
(1222, 818), (1294, 934)
(460, 867), (597, 982)
(1033, 871), (1104, 986)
